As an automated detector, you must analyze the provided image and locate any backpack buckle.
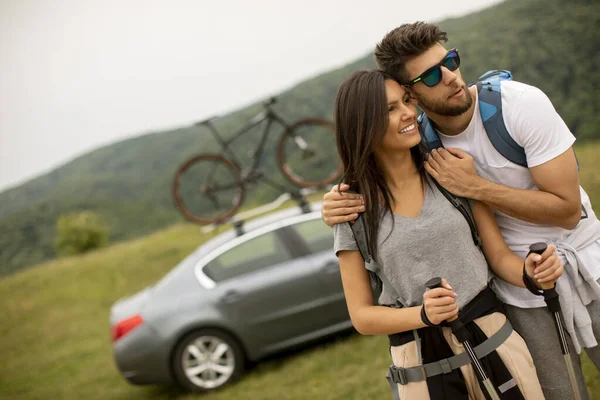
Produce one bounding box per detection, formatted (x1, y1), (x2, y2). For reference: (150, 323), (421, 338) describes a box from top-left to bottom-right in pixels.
(390, 366), (408, 385)
(439, 358), (452, 374)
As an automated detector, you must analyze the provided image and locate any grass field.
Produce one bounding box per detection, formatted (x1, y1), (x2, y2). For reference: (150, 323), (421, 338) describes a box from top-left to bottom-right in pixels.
(2, 143), (600, 400)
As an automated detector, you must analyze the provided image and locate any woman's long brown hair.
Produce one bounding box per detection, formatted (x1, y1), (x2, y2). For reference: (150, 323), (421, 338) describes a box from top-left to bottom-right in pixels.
(334, 70), (428, 262)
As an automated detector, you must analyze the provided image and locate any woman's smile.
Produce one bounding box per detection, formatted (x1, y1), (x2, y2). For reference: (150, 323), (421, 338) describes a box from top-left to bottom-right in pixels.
(399, 122), (418, 135)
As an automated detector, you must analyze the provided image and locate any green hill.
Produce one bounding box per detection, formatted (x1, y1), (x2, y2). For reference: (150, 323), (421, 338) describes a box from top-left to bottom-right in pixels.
(1, 142), (599, 399)
(1, 0), (599, 274)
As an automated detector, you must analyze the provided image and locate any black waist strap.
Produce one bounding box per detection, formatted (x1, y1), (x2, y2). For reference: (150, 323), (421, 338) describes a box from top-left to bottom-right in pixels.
(387, 318), (514, 385)
(388, 287), (502, 347)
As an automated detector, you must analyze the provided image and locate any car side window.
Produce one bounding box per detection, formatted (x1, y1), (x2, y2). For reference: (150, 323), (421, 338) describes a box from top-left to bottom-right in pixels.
(291, 218), (334, 254)
(203, 230), (291, 282)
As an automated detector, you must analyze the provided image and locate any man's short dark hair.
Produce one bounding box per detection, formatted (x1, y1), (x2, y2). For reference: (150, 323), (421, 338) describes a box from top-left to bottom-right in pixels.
(374, 22), (448, 82)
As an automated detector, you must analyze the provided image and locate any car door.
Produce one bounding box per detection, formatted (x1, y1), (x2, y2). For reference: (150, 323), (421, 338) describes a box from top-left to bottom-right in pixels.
(285, 217), (350, 326)
(203, 223), (337, 353)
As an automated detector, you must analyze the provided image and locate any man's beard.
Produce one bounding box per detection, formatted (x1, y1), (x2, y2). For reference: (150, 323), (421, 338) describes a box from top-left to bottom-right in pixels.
(415, 85), (473, 117)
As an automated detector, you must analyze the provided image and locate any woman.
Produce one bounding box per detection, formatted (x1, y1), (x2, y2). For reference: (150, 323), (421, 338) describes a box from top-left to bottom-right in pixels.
(333, 70), (562, 399)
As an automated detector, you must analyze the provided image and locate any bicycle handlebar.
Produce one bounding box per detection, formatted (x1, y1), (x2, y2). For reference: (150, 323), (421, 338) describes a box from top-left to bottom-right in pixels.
(195, 97), (277, 126)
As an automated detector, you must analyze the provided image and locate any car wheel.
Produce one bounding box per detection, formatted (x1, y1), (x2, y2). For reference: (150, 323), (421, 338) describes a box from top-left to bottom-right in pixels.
(172, 329), (245, 392)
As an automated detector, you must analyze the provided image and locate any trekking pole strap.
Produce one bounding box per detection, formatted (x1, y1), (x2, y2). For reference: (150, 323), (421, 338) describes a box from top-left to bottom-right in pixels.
(388, 319), (513, 385)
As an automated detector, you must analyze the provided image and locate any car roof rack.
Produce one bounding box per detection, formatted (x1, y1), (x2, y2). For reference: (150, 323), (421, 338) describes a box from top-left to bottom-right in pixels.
(201, 186), (321, 237)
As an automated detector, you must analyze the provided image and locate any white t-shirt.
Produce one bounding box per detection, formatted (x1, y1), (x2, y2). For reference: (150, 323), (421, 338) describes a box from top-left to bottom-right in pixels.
(437, 80), (600, 308)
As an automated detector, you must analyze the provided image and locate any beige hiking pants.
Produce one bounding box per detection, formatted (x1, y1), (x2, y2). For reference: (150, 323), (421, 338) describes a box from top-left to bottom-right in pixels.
(390, 312), (545, 399)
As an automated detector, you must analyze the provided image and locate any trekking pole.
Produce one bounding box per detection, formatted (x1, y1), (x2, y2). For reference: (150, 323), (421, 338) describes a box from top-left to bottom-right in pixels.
(425, 277), (501, 400)
(527, 243), (582, 400)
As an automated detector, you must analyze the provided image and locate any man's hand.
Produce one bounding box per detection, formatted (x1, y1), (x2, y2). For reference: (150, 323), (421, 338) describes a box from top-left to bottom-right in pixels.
(424, 148), (482, 198)
(322, 184), (365, 227)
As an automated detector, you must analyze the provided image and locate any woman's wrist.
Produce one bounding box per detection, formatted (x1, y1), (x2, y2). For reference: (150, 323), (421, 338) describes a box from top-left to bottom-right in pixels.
(420, 304), (439, 327)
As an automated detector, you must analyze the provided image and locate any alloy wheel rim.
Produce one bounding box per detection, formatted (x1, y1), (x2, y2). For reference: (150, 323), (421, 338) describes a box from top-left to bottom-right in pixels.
(182, 335), (235, 389)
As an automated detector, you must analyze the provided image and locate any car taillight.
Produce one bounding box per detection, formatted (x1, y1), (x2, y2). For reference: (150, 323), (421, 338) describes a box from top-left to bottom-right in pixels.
(112, 314), (144, 342)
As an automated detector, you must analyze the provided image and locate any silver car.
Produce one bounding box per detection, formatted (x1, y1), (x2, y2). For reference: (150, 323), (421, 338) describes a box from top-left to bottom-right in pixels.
(110, 203), (351, 392)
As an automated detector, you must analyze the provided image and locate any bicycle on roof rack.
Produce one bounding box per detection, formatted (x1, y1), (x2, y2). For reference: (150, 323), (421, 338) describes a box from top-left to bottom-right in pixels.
(172, 97), (343, 224)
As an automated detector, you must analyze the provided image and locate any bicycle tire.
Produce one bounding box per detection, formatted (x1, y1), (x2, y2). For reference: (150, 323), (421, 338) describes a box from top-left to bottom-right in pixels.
(172, 153), (244, 224)
(277, 118), (343, 187)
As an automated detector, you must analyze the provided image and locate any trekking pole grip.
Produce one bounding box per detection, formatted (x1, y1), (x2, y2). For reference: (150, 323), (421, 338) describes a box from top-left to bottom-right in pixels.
(528, 242), (554, 290)
(425, 277), (443, 290)
(528, 242), (561, 313)
(425, 277), (468, 341)
(425, 278), (456, 322)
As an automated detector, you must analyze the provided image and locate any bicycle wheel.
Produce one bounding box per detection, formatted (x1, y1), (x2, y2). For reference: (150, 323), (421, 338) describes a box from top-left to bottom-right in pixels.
(172, 154), (244, 224)
(277, 119), (343, 187)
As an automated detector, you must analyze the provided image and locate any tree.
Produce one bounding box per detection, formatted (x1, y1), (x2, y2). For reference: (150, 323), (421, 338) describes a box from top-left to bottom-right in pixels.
(55, 211), (108, 256)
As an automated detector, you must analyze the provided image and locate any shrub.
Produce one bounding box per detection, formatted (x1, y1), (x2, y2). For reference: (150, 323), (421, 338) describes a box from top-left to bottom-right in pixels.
(55, 211), (108, 256)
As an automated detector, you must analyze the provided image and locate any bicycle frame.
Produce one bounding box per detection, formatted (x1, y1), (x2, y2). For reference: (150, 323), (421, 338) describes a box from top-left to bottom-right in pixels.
(174, 100), (341, 225)
(201, 107), (291, 178)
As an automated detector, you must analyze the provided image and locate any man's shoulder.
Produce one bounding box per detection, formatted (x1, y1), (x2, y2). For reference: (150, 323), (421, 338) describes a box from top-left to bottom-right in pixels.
(499, 80), (552, 113)
(500, 79), (539, 95)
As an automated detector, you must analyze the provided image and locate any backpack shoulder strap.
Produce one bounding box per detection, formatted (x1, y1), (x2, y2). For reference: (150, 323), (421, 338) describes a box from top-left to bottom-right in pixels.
(347, 212), (403, 307)
(348, 212), (371, 263)
(477, 70), (581, 172)
(476, 70), (528, 168)
(419, 113), (442, 151)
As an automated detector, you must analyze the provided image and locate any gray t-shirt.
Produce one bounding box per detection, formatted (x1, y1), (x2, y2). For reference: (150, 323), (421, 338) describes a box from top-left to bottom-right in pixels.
(333, 177), (491, 309)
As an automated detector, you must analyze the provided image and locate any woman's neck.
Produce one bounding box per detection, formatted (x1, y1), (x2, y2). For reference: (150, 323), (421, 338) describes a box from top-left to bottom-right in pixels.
(375, 148), (420, 191)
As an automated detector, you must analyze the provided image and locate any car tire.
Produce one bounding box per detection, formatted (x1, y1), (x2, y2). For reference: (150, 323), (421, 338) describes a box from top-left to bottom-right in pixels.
(172, 329), (245, 392)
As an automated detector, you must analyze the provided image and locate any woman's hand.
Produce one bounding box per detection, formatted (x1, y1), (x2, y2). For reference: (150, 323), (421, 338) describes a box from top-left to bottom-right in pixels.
(524, 244), (564, 288)
(422, 278), (458, 325)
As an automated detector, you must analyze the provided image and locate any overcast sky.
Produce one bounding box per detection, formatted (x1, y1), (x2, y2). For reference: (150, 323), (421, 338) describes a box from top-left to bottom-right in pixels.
(0, 0), (503, 192)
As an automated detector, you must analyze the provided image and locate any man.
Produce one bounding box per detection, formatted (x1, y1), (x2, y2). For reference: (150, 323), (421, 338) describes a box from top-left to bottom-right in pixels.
(322, 22), (600, 399)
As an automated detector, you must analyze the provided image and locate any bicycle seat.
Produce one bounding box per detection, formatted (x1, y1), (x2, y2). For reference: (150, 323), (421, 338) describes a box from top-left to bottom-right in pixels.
(195, 116), (219, 126)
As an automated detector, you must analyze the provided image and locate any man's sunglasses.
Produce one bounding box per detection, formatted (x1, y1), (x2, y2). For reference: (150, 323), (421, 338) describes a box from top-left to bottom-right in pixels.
(402, 49), (460, 87)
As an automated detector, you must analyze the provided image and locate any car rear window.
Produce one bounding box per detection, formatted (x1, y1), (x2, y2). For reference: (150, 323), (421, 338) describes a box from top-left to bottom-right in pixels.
(203, 230), (291, 282)
(291, 218), (334, 254)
